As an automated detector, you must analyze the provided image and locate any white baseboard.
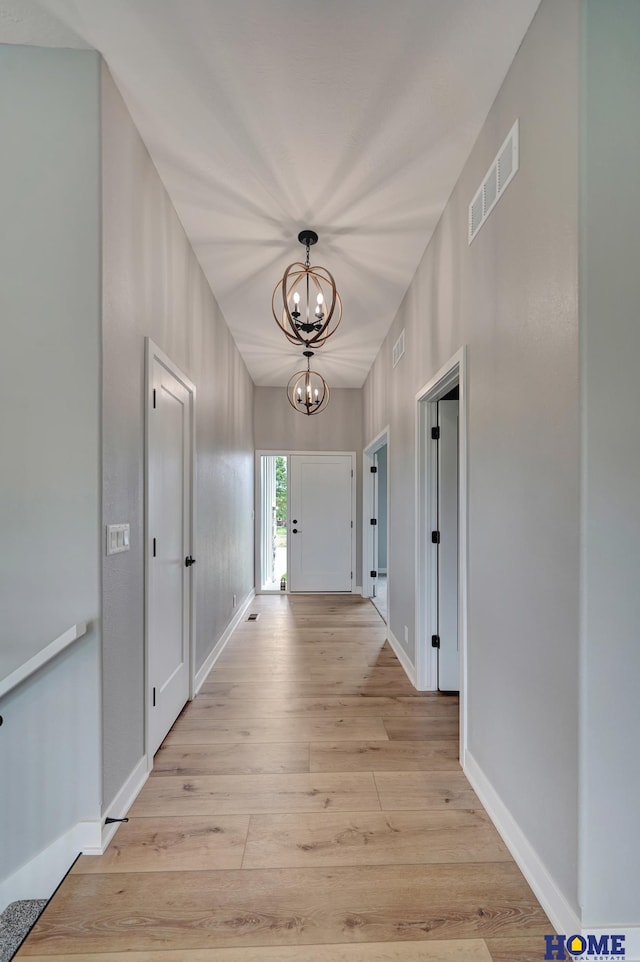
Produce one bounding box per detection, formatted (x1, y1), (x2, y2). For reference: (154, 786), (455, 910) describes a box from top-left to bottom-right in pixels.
(194, 589), (256, 693)
(75, 818), (103, 853)
(0, 821), (90, 912)
(0, 753), (153, 907)
(386, 626), (417, 688)
(93, 755), (150, 854)
(355, 585), (363, 596)
(463, 749), (581, 936)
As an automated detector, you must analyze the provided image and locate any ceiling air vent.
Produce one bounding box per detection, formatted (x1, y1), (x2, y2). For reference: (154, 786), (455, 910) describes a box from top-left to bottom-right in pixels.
(468, 119), (519, 244)
(392, 329), (405, 368)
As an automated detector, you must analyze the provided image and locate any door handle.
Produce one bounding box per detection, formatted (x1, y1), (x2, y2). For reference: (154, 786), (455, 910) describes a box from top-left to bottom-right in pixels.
(185, 556), (196, 567)
(292, 529), (300, 534)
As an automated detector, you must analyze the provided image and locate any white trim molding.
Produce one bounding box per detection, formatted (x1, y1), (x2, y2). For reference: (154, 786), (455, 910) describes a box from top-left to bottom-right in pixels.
(464, 750), (581, 936)
(98, 755), (150, 850)
(0, 822), (86, 912)
(414, 346), (468, 762)
(386, 626), (417, 688)
(194, 589), (256, 693)
(362, 426), (390, 604)
(255, 450), (357, 595)
(144, 338), (197, 758)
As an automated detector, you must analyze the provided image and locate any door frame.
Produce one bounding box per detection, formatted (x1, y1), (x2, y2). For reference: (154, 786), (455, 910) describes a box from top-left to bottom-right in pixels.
(255, 450), (357, 594)
(415, 346), (468, 759)
(144, 338), (197, 769)
(362, 426), (390, 603)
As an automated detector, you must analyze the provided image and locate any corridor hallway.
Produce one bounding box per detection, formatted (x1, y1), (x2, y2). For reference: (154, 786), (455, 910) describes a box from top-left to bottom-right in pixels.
(19, 595), (550, 961)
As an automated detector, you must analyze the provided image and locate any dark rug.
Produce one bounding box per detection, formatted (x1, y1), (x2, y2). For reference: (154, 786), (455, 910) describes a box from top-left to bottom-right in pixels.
(0, 900), (47, 962)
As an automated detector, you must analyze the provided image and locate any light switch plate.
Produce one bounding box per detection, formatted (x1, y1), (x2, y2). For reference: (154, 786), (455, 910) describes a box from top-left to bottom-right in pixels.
(107, 523), (131, 555)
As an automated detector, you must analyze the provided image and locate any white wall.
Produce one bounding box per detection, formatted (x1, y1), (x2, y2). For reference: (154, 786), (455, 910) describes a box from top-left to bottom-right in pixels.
(580, 0), (640, 926)
(254, 386), (363, 586)
(363, 0), (581, 917)
(254, 385), (362, 455)
(100, 64), (255, 808)
(0, 45), (101, 902)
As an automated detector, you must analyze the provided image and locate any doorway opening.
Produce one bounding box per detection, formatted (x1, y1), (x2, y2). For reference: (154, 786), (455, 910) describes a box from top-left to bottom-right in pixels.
(363, 428), (389, 622)
(260, 454), (288, 592)
(257, 451), (356, 594)
(416, 347), (468, 761)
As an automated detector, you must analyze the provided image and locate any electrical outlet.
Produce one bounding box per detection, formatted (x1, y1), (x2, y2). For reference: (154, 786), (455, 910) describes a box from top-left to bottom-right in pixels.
(233, 593), (237, 608)
(404, 626), (409, 644)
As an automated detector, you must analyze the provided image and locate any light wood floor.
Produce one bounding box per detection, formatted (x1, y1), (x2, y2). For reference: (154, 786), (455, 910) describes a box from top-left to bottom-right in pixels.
(19, 595), (552, 962)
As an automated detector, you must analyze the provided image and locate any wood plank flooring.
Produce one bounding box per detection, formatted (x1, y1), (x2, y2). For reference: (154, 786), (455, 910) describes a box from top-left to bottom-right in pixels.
(19, 594), (553, 961)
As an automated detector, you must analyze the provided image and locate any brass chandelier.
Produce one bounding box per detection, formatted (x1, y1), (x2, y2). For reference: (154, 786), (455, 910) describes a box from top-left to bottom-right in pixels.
(272, 230), (342, 349)
(287, 350), (330, 416)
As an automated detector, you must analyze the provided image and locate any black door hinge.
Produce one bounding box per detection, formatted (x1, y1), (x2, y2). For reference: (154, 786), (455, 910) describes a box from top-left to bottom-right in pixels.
(431, 426), (440, 440)
(370, 518), (377, 525)
(152, 686), (156, 707)
(153, 537), (157, 557)
(153, 388), (156, 409)
(431, 635), (441, 648)
(431, 531), (440, 544)
(370, 570), (377, 578)
(370, 465), (377, 473)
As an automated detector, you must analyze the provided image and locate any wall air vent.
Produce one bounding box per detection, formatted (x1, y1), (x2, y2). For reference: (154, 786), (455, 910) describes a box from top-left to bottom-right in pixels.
(392, 329), (405, 368)
(468, 119), (519, 244)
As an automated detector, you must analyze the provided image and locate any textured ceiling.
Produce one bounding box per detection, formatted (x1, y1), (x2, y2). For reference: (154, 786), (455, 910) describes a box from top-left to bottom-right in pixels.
(4, 0), (541, 387)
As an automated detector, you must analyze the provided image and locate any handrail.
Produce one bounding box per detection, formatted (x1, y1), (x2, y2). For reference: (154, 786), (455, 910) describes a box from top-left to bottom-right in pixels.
(0, 622), (88, 700)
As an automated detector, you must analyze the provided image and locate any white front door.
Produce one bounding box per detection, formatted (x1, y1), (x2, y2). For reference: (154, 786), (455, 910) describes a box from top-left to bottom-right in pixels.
(147, 349), (193, 756)
(437, 399), (459, 691)
(289, 454), (353, 592)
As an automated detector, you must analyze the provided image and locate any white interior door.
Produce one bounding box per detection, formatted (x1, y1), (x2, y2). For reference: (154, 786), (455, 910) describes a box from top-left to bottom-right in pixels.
(289, 454), (353, 592)
(437, 399), (459, 691)
(148, 353), (193, 756)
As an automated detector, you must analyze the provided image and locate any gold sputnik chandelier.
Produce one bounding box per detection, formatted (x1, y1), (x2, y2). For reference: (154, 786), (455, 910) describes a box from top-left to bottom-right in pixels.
(287, 350), (330, 416)
(272, 230), (342, 349)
